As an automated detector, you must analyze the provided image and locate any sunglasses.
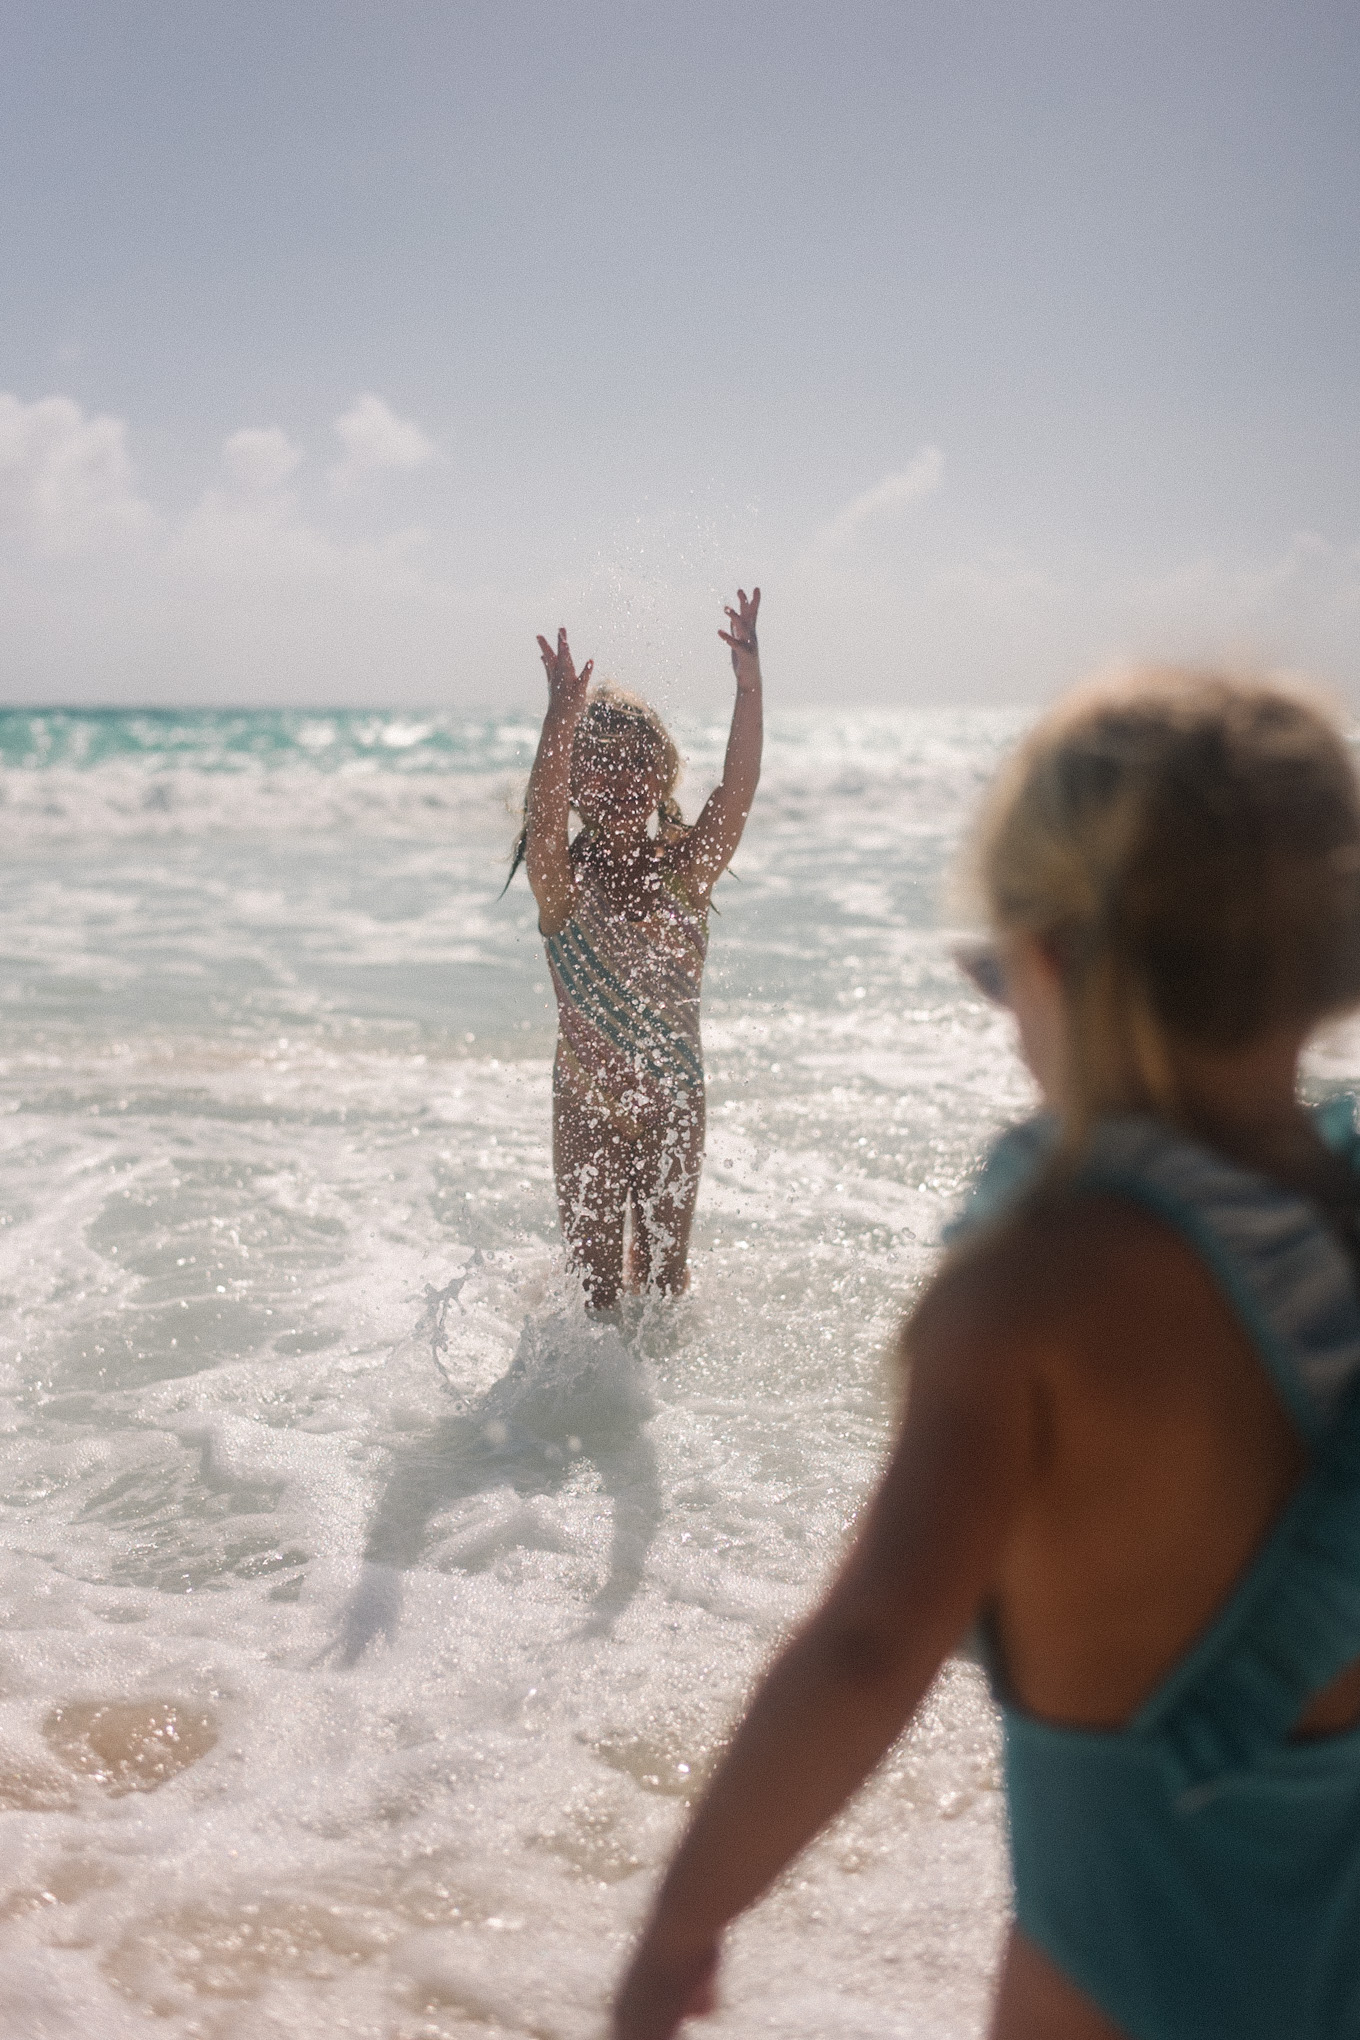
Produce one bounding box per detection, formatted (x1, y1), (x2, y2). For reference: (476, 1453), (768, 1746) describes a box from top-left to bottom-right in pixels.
(952, 940), (1009, 1006)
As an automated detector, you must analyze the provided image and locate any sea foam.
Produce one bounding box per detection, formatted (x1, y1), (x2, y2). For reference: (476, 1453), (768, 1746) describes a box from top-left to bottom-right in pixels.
(0, 706), (1042, 2036)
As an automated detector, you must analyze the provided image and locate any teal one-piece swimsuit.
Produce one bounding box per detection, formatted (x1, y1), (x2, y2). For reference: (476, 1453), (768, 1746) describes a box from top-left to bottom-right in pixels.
(952, 1103), (1360, 2040)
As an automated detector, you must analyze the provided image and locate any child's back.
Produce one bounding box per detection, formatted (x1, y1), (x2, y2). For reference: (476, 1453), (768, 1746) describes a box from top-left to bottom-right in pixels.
(945, 1124), (1360, 2035)
(930, 1189), (1307, 1727)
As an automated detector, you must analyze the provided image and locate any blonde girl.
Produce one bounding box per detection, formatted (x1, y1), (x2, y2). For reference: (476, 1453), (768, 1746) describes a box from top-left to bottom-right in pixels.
(515, 590), (762, 1310)
(616, 672), (1360, 2040)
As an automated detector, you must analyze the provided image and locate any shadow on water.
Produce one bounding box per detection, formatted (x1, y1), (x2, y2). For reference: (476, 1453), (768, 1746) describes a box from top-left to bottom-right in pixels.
(335, 1285), (663, 1663)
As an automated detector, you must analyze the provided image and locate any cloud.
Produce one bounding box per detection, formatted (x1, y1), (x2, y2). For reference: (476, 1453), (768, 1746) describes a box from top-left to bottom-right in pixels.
(0, 386), (484, 702)
(330, 393), (436, 494)
(172, 481), (432, 594)
(0, 391), (157, 556)
(221, 426), (303, 492)
(4, 388), (1360, 709)
(814, 445), (944, 551)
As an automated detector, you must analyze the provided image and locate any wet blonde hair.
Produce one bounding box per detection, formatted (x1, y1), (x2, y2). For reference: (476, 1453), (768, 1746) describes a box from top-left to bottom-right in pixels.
(972, 670), (1360, 1137)
(568, 683), (685, 837)
(504, 683), (685, 890)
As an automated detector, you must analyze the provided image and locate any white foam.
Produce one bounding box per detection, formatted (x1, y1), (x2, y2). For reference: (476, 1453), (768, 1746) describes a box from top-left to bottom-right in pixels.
(0, 708), (1139, 2035)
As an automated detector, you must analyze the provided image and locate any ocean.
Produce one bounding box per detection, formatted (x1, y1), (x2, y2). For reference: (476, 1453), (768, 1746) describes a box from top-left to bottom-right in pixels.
(0, 702), (1107, 2037)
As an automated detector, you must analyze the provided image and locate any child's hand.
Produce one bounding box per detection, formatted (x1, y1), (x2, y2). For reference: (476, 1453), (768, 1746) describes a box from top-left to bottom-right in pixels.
(536, 627), (593, 709)
(718, 588), (761, 689)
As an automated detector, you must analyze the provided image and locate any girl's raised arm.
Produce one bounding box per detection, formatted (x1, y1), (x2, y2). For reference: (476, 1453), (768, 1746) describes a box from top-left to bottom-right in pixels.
(612, 1243), (1036, 2040)
(525, 628), (593, 935)
(675, 589), (763, 904)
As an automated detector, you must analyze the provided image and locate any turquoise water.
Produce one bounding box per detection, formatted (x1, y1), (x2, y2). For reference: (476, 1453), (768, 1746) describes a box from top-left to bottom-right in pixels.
(0, 707), (540, 771)
(0, 705), (1044, 2038)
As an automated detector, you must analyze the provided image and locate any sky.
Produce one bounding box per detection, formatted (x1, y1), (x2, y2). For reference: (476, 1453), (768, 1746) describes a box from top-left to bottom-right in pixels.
(1, 0), (1358, 709)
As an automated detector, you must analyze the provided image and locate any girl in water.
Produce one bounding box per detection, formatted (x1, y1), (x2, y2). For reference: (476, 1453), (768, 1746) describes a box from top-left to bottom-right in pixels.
(615, 672), (1360, 2040)
(514, 590), (762, 1310)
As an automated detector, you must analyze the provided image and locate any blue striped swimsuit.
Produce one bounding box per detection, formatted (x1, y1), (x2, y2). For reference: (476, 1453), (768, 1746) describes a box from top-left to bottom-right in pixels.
(952, 1105), (1360, 2039)
(545, 864), (707, 1135)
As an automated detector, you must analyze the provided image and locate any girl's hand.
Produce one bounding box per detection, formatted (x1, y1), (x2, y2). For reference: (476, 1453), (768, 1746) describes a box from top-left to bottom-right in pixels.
(675, 586), (763, 905)
(536, 626), (593, 709)
(718, 587), (761, 690)
(613, 1938), (719, 2040)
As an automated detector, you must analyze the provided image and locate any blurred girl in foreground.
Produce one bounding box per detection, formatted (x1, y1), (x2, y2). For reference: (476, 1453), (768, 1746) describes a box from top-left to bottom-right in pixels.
(513, 592), (762, 1310)
(616, 672), (1360, 2039)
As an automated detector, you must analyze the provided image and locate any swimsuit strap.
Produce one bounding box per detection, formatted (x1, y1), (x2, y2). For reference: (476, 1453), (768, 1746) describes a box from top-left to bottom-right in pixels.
(952, 1110), (1360, 1436)
(1082, 1114), (1360, 1796)
(1133, 1373), (1360, 1803)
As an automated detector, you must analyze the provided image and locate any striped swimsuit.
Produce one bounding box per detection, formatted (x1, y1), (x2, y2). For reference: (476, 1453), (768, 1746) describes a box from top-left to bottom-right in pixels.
(545, 862), (708, 1136)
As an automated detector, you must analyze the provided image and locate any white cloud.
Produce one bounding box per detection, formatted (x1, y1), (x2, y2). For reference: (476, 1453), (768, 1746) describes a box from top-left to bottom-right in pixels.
(4, 389), (1360, 709)
(0, 386), (483, 702)
(222, 426), (303, 492)
(172, 480), (432, 594)
(0, 392), (157, 555)
(814, 445), (944, 551)
(330, 393), (436, 494)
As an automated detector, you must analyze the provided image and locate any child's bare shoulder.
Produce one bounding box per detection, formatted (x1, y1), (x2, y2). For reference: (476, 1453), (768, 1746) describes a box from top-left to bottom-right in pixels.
(907, 1189), (1220, 1378)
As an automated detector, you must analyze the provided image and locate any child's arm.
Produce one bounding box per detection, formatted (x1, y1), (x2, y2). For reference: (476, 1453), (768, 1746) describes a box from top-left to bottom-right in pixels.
(612, 1246), (1036, 2040)
(525, 627), (593, 935)
(673, 588), (763, 904)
